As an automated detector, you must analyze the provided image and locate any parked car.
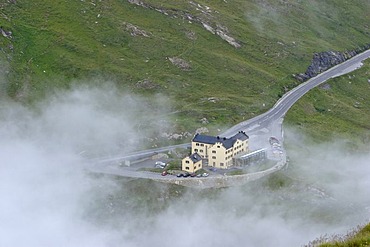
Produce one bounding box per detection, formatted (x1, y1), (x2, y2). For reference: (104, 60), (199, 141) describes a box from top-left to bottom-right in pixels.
(190, 173), (197, 177)
(155, 161), (166, 165)
(202, 173), (209, 177)
(161, 171), (168, 176)
(176, 173), (184, 177)
(197, 174), (202, 177)
(155, 161), (167, 169)
(183, 173), (191, 178)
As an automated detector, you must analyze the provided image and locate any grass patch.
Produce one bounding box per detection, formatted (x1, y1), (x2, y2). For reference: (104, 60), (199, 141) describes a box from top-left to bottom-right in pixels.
(311, 223), (370, 247)
(262, 172), (294, 190)
(166, 160), (182, 171)
(1, 0), (369, 144)
(285, 60), (370, 150)
(227, 169), (245, 176)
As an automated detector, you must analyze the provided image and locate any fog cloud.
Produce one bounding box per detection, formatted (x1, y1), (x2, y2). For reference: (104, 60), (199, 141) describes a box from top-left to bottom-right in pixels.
(0, 83), (169, 246)
(0, 83), (369, 247)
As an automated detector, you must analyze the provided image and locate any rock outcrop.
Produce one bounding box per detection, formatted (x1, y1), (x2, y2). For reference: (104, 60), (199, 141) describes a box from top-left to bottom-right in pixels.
(0, 27), (12, 38)
(135, 79), (159, 89)
(294, 44), (370, 82)
(160, 131), (192, 140)
(168, 57), (191, 71)
(127, 0), (241, 48)
(123, 22), (151, 37)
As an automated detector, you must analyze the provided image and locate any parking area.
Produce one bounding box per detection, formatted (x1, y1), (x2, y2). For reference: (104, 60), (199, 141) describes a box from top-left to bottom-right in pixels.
(115, 152), (274, 179)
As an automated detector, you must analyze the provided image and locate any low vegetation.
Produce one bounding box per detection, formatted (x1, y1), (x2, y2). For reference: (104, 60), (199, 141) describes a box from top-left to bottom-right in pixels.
(303, 223), (370, 247)
(285, 60), (370, 152)
(1, 0), (369, 147)
(226, 169), (244, 176)
(165, 160), (182, 171)
(1, 1), (369, 240)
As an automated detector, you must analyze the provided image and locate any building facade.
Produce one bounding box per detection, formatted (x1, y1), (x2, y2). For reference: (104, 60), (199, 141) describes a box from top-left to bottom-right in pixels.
(181, 153), (203, 173)
(189, 131), (249, 169)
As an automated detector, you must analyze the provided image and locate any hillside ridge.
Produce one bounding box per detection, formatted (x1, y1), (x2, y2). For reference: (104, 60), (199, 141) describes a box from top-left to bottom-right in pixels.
(0, 0), (369, 145)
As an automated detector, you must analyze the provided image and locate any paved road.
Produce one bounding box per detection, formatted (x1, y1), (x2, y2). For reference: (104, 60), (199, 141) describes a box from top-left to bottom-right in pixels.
(222, 49), (370, 138)
(91, 49), (370, 183)
(92, 143), (190, 163)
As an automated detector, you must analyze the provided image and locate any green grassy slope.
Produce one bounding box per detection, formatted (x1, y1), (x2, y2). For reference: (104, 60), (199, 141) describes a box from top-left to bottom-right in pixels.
(285, 59), (370, 152)
(0, 0), (369, 141)
(318, 223), (370, 246)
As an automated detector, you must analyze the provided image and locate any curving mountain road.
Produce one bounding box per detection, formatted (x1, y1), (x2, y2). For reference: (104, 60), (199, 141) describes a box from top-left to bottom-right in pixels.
(222, 49), (370, 139)
(91, 49), (370, 185)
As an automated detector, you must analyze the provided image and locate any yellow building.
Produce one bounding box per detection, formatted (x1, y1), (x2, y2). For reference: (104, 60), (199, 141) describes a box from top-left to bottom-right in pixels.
(182, 153), (203, 173)
(191, 131), (249, 169)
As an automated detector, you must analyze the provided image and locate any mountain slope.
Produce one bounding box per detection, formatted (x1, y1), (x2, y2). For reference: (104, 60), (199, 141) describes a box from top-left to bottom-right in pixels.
(0, 0), (369, 144)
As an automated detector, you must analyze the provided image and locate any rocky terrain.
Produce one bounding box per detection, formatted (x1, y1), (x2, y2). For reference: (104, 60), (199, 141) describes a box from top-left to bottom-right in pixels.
(294, 44), (370, 82)
(127, 0), (241, 48)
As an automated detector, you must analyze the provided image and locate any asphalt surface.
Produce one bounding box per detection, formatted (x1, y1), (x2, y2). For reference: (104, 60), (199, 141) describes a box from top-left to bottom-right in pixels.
(221, 49), (370, 138)
(91, 49), (370, 181)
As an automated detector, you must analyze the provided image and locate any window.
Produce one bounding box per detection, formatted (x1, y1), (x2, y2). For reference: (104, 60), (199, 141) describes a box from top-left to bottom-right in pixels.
(212, 156), (216, 159)
(212, 150), (216, 154)
(220, 163), (224, 166)
(196, 143), (199, 146)
(217, 145), (220, 148)
(194, 166), (196, 169)
(198, 164), (201, 167)
(194, 149), (198, 152)
(200, 144), (204, 146)
(185, 161), (189, 164)
(186, 167), (189, 170)
(200, 149), (203, 152)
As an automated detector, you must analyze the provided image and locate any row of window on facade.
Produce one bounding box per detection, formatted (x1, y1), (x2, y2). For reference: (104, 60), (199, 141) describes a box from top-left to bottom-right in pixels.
(184, 164), (202, 170)
(209, 147), (246, 155)
(211, 155), (233, 160)
(212, 162), (226, 166)
(212, 162), (224, 166)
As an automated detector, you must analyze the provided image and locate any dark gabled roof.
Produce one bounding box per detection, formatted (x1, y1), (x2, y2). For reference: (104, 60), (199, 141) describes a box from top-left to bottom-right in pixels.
(192, 131), (249, 149)
(232, 131), (249, 141)
(221, 138), (235, 149)
(223, 131), (249, 149)
(192, 134), (219, 144)
(189, 153), (202, 163)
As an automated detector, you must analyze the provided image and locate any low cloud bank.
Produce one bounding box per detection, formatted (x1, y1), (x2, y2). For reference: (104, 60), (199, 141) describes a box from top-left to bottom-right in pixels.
(0, 84), (168, 246)
(0, 84), (369, 247)
(124, 127), (370, 247)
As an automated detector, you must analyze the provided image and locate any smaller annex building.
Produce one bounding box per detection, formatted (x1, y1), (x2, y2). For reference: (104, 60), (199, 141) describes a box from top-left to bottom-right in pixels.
(182, 131), (249, 170)
(182, 153), (203, 173)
